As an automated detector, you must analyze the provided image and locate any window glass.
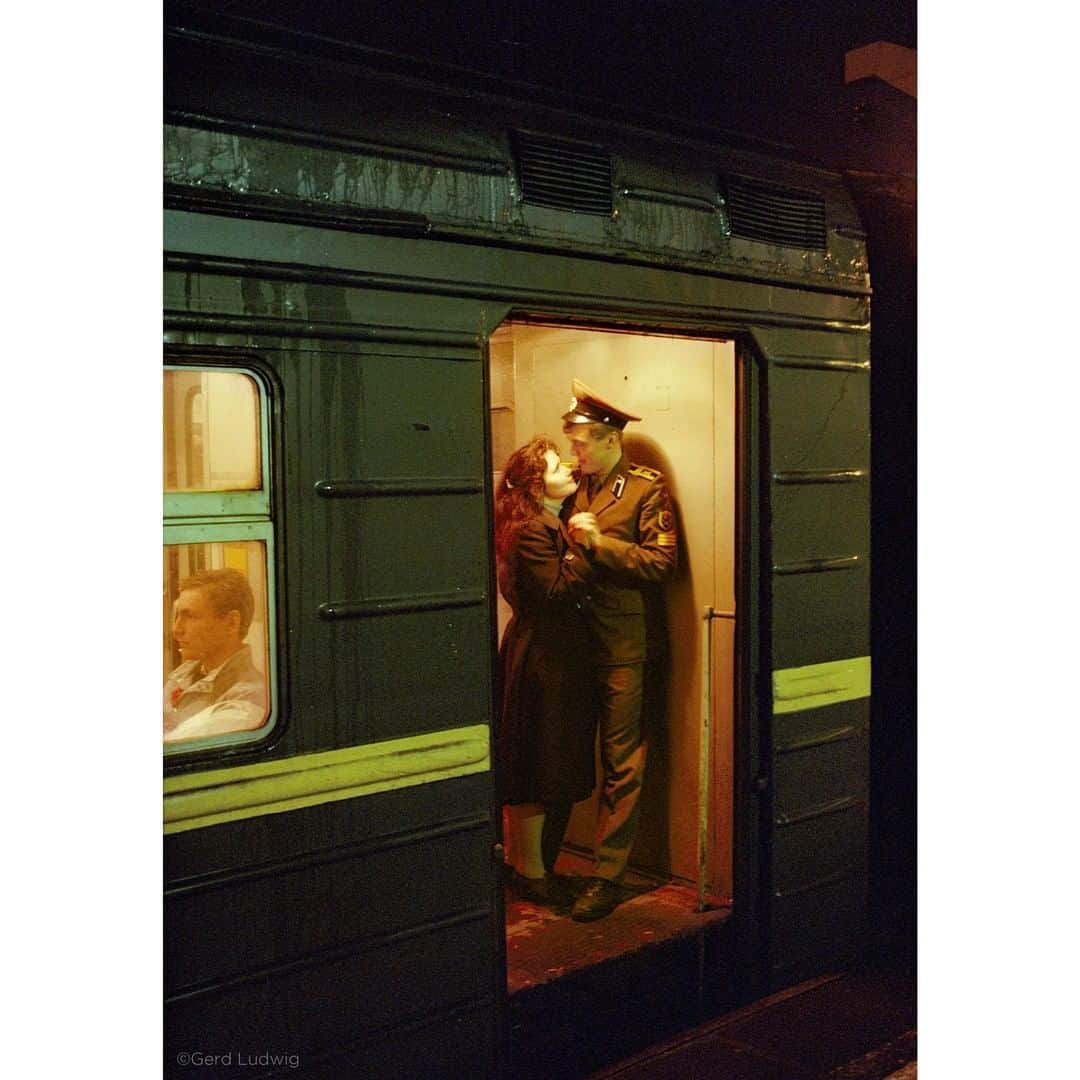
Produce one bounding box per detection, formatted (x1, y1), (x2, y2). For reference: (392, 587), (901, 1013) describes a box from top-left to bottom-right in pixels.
(163, 541), (271, 744)
(164, 369), (262, 492)
(163, 363), (275, 753)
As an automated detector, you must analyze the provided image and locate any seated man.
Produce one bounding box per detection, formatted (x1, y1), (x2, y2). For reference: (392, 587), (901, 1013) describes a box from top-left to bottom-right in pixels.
(163, 567), (268, 743)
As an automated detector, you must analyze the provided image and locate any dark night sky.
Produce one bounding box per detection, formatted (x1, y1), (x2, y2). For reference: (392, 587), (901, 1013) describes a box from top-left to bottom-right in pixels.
(194, 0), (915, 145)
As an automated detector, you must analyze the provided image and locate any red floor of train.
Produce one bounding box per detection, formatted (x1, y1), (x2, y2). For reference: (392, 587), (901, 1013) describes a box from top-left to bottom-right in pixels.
(504, 853), (731, 995)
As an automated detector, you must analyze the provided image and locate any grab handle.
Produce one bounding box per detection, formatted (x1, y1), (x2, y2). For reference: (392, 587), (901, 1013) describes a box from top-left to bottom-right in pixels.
(698, 606), (735, 912)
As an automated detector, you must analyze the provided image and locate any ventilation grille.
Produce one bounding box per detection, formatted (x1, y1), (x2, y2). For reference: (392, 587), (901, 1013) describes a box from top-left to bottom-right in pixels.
(723, 177), (827, 250)
(514, 132), (612, 215)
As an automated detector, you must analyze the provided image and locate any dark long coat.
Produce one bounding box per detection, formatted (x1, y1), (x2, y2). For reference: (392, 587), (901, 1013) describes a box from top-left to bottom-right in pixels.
(495, 506), (599, 804)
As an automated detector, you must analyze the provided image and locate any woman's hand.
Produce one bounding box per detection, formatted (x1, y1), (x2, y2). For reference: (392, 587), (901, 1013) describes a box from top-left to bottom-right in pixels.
(568, 511), (600, 549)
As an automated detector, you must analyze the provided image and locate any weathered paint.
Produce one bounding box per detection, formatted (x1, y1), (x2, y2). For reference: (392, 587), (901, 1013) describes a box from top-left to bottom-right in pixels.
(164, 98), (868, 291)
(165, 123), (508, 224)
(164, 723), (490, 833)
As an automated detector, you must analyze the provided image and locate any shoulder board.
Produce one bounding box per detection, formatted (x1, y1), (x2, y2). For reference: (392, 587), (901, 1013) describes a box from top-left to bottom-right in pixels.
(628, 464), (661, 481)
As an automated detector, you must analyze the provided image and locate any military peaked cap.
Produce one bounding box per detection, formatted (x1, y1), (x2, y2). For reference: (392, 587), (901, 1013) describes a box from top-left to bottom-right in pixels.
(560, 378), (642, 430)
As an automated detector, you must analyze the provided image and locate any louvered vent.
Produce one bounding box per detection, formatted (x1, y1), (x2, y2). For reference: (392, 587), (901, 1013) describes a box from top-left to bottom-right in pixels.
(513, 132), (612, 215)
(723, 177), (827, 250)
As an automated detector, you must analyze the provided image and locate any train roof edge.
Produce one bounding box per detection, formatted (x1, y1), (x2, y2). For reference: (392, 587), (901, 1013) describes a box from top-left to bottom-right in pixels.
(165, 1), (870, 294)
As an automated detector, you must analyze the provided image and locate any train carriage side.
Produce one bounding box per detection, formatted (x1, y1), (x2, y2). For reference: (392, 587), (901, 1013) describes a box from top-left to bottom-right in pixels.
(164, 17), (872, 1078)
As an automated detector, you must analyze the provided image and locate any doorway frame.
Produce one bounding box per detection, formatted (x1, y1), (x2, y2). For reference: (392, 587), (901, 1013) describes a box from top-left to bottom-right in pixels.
(483, 309), (769, 1012)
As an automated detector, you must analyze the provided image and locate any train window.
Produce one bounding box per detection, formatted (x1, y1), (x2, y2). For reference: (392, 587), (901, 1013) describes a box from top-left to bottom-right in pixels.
(163, 540), (273, 745)
(164, 369), (265, 517)
(163, 365), (277, 753)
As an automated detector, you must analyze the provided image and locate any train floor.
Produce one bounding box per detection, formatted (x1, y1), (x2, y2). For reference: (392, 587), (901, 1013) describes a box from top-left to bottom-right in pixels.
(503, 849), (734, 1078)
(505, 851), (731, 995)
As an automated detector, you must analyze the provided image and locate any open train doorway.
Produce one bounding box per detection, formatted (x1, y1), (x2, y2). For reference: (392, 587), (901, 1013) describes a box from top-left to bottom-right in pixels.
(489, 320), (737, 993)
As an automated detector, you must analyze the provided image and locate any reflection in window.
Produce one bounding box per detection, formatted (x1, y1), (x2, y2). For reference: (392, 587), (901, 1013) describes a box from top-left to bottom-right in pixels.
(163, 541), (271, 743)
(164, 369), (261, 492)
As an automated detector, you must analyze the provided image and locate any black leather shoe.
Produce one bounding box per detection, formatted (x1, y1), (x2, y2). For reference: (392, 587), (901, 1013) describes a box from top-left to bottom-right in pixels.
(544, 873), (575, 908)
(570, 877), (623, 922)
(507, 869), (572, 908)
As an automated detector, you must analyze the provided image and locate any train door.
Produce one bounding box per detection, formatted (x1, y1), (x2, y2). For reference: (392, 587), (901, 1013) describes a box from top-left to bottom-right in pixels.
(755, 334), (873, 989)
(489, 320), (737, 978)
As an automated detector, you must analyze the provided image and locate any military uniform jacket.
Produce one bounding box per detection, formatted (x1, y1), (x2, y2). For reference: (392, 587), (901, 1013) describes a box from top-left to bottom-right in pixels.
(567, 453), (678, 664)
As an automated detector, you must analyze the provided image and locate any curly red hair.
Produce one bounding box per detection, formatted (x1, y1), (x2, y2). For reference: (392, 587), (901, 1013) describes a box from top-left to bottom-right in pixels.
(494, 436), (559, 565)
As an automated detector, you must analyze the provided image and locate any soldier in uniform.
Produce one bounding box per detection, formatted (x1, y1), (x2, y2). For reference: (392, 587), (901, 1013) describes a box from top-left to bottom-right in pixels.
(560, 378), (678, 920)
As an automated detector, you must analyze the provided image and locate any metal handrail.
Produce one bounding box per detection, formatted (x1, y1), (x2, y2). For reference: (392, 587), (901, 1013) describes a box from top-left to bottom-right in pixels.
(697, 605), (735, 912)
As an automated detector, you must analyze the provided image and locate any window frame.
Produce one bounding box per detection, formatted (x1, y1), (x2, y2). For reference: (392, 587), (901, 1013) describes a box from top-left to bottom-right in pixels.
(163, 363), (279, 757)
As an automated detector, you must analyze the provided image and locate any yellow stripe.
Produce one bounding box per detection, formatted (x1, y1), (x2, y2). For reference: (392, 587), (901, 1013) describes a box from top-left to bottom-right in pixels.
(164, 724), (490, 834)
(772, 656), (871, 714)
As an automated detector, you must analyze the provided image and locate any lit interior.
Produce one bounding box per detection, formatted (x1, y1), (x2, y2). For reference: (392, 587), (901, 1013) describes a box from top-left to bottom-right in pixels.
(490, 321), (736, 986)
(163, 369), (262, 493)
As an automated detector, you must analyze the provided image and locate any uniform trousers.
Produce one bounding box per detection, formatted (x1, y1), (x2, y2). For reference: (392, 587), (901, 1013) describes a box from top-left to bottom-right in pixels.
(593, 662), (646, 879)
(542, 663), (649, 881)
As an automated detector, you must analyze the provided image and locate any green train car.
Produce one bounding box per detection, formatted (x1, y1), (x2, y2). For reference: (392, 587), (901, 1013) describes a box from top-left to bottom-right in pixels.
(164, 5), (874, 1077)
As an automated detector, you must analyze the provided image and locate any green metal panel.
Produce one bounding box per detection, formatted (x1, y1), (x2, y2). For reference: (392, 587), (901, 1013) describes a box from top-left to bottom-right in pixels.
(323, 496), (486, 599)
(772, 576), (870, 670)
(317, 607), (492, 743)
(164, 209), (869, 334)
(164, 237), (504, 1073)
(163, 334), (492, 760)
(752, 327), (872, 988)
(771, 483), (870, 569)
(278, 340), (490, 756)
(164, 775), (500, 1080)
(340, 350), (484, 478)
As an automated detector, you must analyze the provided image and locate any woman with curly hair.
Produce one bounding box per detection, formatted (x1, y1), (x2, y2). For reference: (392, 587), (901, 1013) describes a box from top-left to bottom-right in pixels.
(495, 436), (598, 907)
